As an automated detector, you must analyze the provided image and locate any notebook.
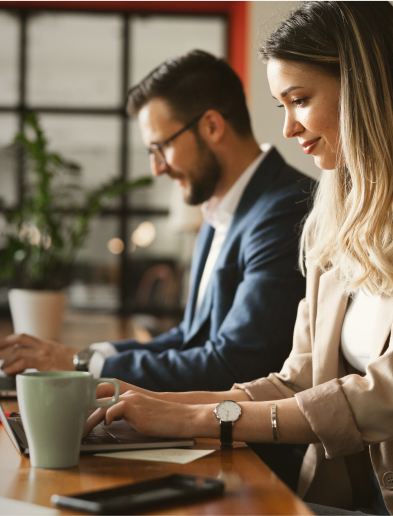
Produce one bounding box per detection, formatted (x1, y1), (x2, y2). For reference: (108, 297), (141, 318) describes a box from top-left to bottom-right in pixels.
(0, 402), (195, 455)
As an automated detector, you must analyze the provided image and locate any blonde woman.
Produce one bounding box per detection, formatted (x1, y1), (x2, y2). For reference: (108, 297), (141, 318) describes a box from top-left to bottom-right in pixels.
(85, 2), (393, 514)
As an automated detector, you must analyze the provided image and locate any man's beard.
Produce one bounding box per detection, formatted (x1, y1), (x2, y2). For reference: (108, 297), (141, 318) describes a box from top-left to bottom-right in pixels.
(183, 135), (222, 206)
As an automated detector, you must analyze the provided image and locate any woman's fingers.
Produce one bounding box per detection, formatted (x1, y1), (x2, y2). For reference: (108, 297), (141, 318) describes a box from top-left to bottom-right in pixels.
(85, 391), (197, 441)
(84, 394), (127, 437)
(95, 380), (134, 399)
(95, 383), (116, 399)
(83, 406), (108, 437)
(104, 400), (133, 426)
(103, 391), (194, 438)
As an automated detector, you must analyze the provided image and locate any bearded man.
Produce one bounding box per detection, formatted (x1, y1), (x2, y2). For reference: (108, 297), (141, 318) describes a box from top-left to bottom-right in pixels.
(1, 50), (313, 393)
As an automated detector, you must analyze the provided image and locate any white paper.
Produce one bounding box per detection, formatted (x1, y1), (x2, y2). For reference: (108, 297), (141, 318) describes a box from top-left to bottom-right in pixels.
(95, 447), (215, 465)
(0, 497), (59, 515)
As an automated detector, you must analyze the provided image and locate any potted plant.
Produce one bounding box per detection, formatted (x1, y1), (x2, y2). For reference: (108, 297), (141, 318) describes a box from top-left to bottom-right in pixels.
(0, 112), (152, 340)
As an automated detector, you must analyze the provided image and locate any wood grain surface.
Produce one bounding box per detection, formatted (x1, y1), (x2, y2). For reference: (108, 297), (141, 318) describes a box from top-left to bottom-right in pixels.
(0, 313), (312, 515)
(0, 399), (312, 515)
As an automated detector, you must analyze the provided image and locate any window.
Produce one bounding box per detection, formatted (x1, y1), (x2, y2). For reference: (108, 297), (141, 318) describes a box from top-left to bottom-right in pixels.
(0, 3), (247, 319)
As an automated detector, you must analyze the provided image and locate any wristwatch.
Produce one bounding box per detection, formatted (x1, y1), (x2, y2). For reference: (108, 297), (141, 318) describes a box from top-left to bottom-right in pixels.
(214, 400), (241, 447)
(73, 348), (95, 372)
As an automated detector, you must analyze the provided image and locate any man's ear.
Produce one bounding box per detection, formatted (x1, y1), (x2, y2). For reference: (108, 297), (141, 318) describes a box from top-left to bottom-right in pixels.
(198, 110), (226, 144)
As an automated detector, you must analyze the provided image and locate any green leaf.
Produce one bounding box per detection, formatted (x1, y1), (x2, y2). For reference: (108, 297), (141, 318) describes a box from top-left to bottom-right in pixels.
(0, 111), (153, 288)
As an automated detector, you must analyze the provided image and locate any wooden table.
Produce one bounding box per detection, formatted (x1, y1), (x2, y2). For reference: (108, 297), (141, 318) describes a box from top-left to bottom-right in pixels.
(0, 313), (312, 514)
(0, 399), (311, 515)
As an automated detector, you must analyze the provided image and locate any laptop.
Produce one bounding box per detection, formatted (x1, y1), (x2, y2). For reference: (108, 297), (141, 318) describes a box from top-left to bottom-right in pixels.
(0, 402), (195, 455)
(0, 375), (17, 397)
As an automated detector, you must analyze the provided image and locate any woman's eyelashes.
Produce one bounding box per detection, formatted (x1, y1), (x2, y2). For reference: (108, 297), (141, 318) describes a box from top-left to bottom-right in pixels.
(292, 97), (308, 107)
(277, 97), (308, 108)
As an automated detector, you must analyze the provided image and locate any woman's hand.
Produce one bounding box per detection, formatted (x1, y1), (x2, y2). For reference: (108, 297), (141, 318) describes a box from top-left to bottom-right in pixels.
(84, 390), (218, 440)
(95, 380), (251, 407)
(96, 380), (150, 398)
(95, 380), (162, 401)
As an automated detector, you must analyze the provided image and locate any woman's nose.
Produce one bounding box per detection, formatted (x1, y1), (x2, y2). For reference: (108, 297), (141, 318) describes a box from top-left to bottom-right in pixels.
(283, 112), (303, 139)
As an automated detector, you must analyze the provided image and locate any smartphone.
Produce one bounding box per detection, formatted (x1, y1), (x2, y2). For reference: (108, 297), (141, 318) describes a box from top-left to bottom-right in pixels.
(51, 474), (224, 514)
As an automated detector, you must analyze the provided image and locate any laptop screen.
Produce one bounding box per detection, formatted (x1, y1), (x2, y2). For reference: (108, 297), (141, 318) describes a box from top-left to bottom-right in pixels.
(0, 402), (26, 454)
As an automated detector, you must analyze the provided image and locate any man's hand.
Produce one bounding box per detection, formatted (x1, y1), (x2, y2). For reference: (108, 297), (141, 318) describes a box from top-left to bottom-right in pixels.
(0, 334), (77, 375)
(83, 390), (210, 440)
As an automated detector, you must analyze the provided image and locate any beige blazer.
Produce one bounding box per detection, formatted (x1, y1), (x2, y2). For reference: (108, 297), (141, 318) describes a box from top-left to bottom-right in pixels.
(234, 253), (393, 513)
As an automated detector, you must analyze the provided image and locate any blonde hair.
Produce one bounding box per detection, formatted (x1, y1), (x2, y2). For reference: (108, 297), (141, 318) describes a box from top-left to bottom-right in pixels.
(261, 1), (393, 295)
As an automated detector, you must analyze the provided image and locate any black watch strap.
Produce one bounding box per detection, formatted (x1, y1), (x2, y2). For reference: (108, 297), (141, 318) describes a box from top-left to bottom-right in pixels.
(220, 421), (233, 447)
(74, 361), (89, 372)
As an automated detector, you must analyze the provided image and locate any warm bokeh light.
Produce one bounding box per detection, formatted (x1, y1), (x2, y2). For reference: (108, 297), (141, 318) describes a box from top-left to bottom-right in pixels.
(131, 221), (156, 248)
(107, 237), (124, 254)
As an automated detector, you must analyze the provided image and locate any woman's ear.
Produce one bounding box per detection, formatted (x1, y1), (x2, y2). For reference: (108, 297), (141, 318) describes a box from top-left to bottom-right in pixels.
(199, 109), (226, 144)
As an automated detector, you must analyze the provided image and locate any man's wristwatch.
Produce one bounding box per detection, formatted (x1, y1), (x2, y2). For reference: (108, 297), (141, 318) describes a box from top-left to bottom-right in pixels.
(214, 400), (241, 447)
(73, 348), (95, 372)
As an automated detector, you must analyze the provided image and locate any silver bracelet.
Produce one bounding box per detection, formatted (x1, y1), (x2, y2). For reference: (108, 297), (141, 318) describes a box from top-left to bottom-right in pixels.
(271, 404), (279, 444)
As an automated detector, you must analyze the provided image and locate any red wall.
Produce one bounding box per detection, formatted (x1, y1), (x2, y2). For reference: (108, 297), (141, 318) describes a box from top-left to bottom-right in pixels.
(0, 1), (249, 92)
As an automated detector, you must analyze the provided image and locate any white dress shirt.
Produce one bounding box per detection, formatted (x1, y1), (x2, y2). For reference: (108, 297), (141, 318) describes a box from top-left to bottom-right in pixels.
(88, 144), (271, 378)
(341, 289), (381, 373)
(196, 144), (270, 309)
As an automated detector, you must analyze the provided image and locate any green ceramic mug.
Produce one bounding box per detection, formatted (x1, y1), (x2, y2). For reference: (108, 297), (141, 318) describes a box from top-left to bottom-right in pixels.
(16, 371), (119, 469)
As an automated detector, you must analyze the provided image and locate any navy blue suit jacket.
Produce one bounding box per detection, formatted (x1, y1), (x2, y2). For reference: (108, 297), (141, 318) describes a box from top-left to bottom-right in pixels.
(102, 148), (314, 391)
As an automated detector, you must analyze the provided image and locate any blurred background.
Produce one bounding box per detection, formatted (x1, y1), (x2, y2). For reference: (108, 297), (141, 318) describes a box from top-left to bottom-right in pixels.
(0, 1), (320, 337)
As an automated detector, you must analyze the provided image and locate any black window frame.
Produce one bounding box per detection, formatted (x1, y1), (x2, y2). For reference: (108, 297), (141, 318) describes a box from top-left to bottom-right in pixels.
(0, 7), (228, 317)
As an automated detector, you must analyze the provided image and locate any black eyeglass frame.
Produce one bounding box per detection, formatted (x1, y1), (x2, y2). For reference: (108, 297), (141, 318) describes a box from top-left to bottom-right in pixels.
(147, 112), (205, 166)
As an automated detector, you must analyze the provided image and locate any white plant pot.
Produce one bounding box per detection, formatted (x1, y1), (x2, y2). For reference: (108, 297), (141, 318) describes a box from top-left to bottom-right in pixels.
(8, 289), (67, 341)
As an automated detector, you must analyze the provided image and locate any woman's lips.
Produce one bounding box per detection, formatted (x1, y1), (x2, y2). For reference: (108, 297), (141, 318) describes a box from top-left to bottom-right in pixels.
(302, 137), (321, 154)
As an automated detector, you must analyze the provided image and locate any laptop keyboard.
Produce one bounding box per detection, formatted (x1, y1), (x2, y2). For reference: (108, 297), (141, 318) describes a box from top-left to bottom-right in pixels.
(82, 424), (121, 445)
(16, 418), (120, 445)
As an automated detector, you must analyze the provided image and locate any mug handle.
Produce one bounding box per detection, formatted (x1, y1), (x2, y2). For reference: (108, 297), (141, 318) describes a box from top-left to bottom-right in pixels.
(91, 378), (120, 409)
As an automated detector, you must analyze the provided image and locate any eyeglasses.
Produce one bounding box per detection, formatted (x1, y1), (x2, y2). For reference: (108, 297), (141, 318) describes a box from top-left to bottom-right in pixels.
(147, 113), (205, 166)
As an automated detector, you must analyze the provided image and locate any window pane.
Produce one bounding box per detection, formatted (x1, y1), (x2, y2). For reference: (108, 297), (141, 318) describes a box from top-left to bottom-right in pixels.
(38, 115), (120, 205)
(130, 15), (226, 83)
(69, 216), (120, 311)
(0, 11), (19, 105)
(128, 216), (185, 259)
(27, 14), (122, 107)
(126, 215), (190, 314)
(0, 114), (19, 207)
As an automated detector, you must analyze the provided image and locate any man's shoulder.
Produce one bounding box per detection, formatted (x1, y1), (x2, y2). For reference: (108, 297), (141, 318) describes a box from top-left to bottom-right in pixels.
(270, 163), (315, 207)
(260, 147), (315, 194)
(239, 147), (315, 218)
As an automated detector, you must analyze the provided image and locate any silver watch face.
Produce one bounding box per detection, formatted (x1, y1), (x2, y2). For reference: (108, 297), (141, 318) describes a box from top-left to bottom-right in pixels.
(75, 348), (94, 364)
(214, 400), (241, 422)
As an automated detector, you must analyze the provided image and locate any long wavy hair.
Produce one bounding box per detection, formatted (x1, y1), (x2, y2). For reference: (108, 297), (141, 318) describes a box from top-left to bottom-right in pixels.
(262, 1), (393, 295)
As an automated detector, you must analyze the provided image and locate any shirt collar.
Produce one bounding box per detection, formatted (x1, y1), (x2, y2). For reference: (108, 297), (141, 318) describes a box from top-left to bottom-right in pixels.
(201, 144), (272, 229)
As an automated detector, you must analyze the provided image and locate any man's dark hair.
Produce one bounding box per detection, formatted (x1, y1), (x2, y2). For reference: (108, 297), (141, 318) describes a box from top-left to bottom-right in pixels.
(127, 50), (252, 137)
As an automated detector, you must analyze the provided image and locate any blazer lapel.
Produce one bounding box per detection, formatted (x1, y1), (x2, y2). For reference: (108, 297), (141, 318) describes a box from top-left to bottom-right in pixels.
(370, 295), (393, 361)
(202, 148), (286, 276)
(186, 150), (282, 341)
(313, 269), (349, 385)
(313, 272), (393, 376)
(187, 275), (215, 340)
(183, 223), (214, 336)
